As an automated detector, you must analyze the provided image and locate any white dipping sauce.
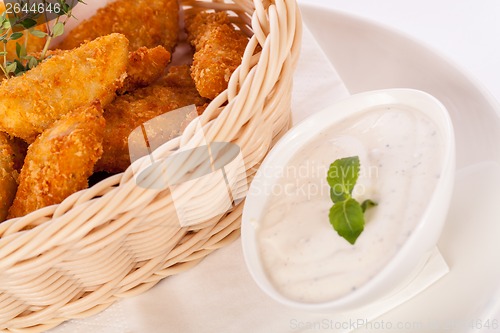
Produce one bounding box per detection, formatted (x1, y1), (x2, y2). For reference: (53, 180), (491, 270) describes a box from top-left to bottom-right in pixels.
(257, 106), (444, 303)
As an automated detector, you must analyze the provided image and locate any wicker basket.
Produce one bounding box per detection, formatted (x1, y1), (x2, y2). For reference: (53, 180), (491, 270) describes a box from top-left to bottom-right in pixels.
(0, 0), (302, 331)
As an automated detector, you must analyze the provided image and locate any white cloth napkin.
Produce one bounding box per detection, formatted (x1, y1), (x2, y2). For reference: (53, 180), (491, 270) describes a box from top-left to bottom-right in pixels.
(47, 25), (448, 333)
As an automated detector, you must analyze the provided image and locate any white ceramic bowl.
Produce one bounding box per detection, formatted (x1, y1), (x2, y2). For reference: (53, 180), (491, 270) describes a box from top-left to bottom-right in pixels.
(241, 89), (456, 311)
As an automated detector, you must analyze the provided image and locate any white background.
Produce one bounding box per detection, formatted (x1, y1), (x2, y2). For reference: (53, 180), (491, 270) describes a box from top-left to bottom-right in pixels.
(297, 0), (500, 104)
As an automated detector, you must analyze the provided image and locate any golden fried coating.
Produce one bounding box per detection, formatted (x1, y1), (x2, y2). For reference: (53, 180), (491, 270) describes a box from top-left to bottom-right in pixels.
(29, 45), (170, 95)
(185, 12), (248, 100)
(0, 132), (19, 222)
(58, 0), (179, 52)
(0, 2), (48, 61)
(185, 11), (231, 43)
(96, 65), (207, 174)
(118, 46), (171, 95)
(7, 101), (105, 219)
(0, 33), (128, 143)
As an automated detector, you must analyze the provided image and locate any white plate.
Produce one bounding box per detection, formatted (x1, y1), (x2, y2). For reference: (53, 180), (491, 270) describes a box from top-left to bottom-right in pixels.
(47, 5), (500, 333)
(301, 4), (500, 331)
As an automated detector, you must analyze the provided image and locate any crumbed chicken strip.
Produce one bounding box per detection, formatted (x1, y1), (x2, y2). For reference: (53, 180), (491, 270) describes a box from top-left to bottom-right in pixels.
(0, 2), (48, 61)
(96, 65), (207, 174)
(0, 132), (19, 222)
(29, 45), (170, 95)
(185, 12), (248, 100)
(0, 33), (128, 143)
(118, 45), (171, 94)
(7, 101), (105, 219)
(58, 0), (179, 52)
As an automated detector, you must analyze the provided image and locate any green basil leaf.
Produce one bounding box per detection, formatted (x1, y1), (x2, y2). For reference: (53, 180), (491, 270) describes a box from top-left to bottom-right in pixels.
(326, 156), (360, 200)
(329, 198), (365, 245)
(361, 199), (377, 213)
(330, 186), (348, 203)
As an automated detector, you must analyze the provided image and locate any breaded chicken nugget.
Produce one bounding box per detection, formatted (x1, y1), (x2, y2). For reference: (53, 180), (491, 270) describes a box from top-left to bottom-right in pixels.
(0, 2), (48, 61)
(7, 101), (105, 219)
(0, 132), (19, 222)
(0, 33), (128, 143)
(96, 65), (207, 174)
(185, 12), (248, 100)
(185, 11), (231, 44)
(58, 0), (179, 52)
(118, 46), (171, 94)
(29, 45), (170, 95)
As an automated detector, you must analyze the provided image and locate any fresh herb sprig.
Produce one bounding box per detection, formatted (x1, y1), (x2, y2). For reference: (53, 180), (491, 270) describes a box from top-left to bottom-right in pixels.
(0, 0), (84, 78)
(327, 156), (377, 245)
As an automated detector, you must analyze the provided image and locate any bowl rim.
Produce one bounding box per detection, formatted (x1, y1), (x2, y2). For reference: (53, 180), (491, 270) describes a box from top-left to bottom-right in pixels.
(241, 88), (456, 311)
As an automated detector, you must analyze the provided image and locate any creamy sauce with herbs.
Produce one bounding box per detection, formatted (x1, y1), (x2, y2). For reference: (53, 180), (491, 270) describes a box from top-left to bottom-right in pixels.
(257, 107), (444, 303)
